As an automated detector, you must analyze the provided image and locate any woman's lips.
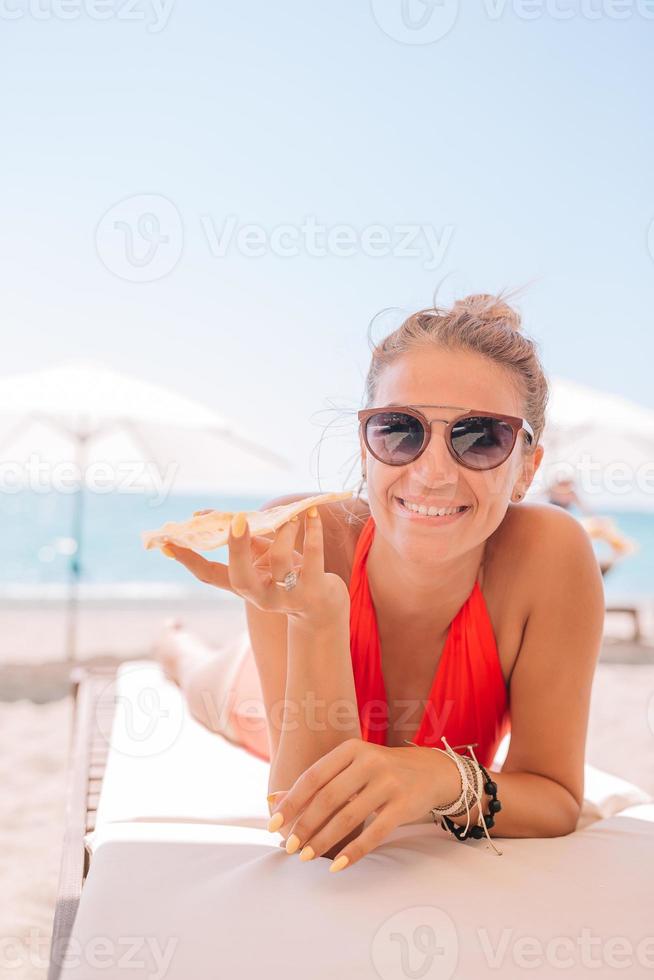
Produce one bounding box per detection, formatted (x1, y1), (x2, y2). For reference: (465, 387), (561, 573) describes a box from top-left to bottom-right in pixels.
(393, 497), (471, 525)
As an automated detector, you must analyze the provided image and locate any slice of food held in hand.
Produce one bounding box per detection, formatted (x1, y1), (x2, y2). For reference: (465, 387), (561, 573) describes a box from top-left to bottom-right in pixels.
(141, 490), (355, 554)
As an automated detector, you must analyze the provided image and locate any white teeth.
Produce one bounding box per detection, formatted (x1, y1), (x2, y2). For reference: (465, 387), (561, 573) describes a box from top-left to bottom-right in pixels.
(399, 499), (467, 517)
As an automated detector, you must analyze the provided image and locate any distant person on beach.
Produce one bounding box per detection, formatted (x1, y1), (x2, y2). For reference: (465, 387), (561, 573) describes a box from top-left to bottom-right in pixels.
(546, 476), (638, 577)
(546, 477), (587, 516)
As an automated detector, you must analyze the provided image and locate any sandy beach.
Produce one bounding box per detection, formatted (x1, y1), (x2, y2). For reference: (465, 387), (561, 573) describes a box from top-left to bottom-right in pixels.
(1, 699), (70, 980)
(2, 601), (654, 980)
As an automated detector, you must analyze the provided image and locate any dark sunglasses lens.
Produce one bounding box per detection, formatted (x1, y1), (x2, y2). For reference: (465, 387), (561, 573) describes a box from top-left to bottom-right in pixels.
(365, 412), (425, 464)
(451, 416), (515, 468)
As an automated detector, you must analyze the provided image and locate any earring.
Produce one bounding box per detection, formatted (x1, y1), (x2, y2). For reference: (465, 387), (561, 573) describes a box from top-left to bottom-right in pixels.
(512, 491), (523, 502)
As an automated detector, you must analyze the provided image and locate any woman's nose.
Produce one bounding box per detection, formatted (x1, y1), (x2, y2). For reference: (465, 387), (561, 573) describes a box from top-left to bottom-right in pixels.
(409, 423), (459, 485)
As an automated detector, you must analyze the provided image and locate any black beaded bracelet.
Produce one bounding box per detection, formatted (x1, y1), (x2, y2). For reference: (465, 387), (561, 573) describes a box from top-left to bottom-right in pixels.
(440, 762), (502, 841)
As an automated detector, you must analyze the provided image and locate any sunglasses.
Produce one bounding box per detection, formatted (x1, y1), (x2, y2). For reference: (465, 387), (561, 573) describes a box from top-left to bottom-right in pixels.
(358, 404), (534, 472)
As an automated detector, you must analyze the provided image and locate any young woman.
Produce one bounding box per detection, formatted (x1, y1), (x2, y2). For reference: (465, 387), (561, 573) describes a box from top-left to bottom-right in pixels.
(156, 293), (605, 870)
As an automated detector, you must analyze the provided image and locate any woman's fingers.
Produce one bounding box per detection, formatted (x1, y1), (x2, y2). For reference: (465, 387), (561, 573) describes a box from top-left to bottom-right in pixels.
(279, 765), (367, 842)
(268, 517), (300, 585)
(162, 535), (270, 595)
(301, 507), (325, 579)
(162, 542), (232, 591)
(290, 784), (386, 864)
(226, 513), (260, 598)
(163, 509), (312, 612)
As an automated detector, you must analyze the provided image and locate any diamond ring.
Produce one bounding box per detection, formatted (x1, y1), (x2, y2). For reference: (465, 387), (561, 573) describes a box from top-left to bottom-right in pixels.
(273, 570), (298, 591)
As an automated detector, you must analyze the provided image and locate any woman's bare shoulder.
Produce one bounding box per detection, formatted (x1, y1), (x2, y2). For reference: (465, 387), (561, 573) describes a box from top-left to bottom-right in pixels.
(496, 501), (597, 601)
(504, 500), (589, 543)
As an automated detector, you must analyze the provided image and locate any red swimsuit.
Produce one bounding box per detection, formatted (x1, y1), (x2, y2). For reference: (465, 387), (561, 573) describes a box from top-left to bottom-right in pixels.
(229, 514), (511, 768)
(348, 515), (511, 769)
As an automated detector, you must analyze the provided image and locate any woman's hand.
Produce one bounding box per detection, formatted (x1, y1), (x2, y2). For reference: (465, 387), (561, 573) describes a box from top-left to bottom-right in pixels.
(267, 738), (460, 871)
(161, 507), (350, 629)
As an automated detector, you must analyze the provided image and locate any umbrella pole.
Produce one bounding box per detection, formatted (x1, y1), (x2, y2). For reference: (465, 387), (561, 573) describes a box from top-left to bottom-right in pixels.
(65, 437), (86, 662)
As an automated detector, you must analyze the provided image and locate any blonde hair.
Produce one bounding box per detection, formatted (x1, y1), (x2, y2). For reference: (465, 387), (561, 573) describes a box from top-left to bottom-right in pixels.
(340, 291), (549, 523)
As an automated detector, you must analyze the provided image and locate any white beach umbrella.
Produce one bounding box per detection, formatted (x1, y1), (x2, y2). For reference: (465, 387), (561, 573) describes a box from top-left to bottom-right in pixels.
(0, 362), (292, 658)
(529, 376), (654, 512)
(0, 362), (290, 493)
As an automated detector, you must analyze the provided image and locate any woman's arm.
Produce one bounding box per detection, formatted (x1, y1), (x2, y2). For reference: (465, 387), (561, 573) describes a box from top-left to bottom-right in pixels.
(269, 612), (364, 859)
(269, 610), (362, 794)
(446, 507), (605, 838)
(244, 492), (330, 764)
(424, 753), (583, 838)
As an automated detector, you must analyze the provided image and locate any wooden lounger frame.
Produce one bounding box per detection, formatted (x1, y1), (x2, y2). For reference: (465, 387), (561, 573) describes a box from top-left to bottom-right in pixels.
(47, 666), (118, 980)
(604, 604), (642, 643)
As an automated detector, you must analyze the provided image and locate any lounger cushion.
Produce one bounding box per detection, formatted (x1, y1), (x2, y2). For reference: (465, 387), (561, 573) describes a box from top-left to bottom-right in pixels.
(59, 810), (654, 980)
(92, 662), (652, 835)
(93, 662), (271, 830)
(56, 661), (654, 980)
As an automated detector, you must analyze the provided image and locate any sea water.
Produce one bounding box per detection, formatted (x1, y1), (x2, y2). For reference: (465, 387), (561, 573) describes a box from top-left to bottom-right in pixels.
(1, 490), (652, 602)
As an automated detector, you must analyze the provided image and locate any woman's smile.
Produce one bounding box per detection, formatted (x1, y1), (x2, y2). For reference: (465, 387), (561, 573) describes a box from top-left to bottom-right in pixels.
(392, 496), (472, 525)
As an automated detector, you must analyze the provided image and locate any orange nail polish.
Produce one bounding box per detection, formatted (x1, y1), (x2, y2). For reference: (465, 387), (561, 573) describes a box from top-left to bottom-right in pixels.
(267, 812), (284, 832)
(329, 855), (349, 873)
(231, 513), (247, 538)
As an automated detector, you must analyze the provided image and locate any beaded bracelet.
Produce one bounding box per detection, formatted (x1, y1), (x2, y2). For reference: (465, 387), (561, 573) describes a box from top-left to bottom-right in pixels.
(404, 738), (480, 819)
(441, 763), (502, 839)
(405, 737), (503, 856)
(429, 754), (481, 818)
(439, 755), (484, 819)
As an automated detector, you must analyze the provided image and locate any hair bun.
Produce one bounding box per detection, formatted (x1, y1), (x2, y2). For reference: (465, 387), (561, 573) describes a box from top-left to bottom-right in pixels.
(451, 293), (522, 332)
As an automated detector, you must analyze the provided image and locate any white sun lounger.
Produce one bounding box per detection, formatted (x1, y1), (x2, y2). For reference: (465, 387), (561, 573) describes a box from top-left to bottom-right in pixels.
(49, 661), (654, 980)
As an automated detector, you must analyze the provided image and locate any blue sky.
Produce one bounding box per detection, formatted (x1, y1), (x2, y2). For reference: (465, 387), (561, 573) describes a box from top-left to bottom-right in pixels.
(1, 0), (652, 495)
